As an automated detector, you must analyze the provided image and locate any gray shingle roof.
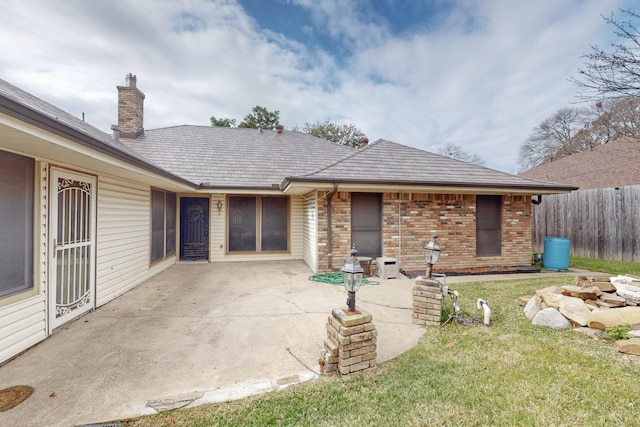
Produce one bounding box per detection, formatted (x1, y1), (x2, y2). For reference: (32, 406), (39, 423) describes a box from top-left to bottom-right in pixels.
(1, 78), (576, 194)
(1, 79), (128, 154)
(284, 139), (576, 192)
(0, 79), (189, 185)
(121, 126), (355, 188)
(519, 137), (640, 189)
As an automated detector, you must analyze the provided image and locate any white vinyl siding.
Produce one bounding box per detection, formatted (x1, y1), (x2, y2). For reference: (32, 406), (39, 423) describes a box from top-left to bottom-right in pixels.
(0, 161), (48, 363)
(210, 195), (224, 260)
(302, 192), (318, 273)
(0, 296), (47, 363)
(95, 176), (174, 306)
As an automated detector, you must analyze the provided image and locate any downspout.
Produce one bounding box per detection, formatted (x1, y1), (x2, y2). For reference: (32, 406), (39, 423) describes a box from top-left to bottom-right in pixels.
(531, 195), (542, 205)
(398, 192), (402, 267)
(326, 183), (339, 268)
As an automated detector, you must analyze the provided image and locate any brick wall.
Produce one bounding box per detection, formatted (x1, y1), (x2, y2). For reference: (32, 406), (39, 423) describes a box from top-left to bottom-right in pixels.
(117, 84), (145, 137)
(315, 191), (532, 273)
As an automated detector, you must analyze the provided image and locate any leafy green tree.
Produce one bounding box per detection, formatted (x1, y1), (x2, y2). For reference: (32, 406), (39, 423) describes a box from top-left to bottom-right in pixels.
(300, 121), (365, 148)
(210, 116), (236, 127)
(238, 106), (280, 129)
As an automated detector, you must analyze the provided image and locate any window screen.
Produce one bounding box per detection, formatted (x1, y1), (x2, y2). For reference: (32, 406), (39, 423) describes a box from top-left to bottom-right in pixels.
(0, 150), (34, 298)
(261, 197), (288, 251)
(151, 189), (176, 263)
(228, 196), (288, 253)
(476, 195), (502, 256)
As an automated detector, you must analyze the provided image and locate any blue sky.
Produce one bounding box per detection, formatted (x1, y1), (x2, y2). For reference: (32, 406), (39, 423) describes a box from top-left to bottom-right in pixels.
(0, 0), (636, 173)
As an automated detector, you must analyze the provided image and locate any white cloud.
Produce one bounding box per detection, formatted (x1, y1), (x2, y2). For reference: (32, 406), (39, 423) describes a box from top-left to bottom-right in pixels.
(0, 0), (634, 172)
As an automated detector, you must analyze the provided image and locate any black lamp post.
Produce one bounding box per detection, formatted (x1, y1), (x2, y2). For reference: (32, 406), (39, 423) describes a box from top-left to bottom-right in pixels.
(424, 233), (440, 278)
(342, 244), (364, 312)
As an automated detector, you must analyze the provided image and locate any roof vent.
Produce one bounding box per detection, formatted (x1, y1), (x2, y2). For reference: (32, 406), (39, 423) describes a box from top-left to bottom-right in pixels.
(275, 124), (284, 134)
(358, 137), (369, 148)
(258, 125), (263, 134)
(110, 124), (121, 142)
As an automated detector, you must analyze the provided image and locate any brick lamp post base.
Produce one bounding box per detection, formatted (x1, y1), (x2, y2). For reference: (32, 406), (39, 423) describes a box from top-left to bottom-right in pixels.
(321, 308), (377, 376)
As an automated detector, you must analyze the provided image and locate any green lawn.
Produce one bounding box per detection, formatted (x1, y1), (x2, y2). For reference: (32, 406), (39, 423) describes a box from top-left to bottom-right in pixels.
(122, 260), (640, 426)
(570, 255), (640, 277)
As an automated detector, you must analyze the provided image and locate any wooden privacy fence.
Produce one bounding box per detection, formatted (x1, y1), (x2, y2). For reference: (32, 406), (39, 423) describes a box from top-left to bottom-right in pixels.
(531, 185), (640, 262)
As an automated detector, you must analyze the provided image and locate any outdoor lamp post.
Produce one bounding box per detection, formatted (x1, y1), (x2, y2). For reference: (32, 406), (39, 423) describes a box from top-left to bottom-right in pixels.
(424, 233), (440, 278)
(342, 244), (364, 312)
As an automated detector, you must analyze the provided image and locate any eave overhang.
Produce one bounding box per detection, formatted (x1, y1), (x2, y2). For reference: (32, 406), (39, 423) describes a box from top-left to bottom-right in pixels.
(280, 177), (578, 196)
(0, 95), (196, 191)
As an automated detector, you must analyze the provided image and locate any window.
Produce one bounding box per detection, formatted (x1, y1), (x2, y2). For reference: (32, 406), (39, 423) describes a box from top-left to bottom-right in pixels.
(0, 150), (34, 298)
(151, 189), (176, 263)
(476, 195), (502, 256)
(228, 196), (288, 253)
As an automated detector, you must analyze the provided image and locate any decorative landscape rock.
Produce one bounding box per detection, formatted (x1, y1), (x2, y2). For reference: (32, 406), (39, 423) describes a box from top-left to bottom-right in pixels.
(524, 275), (640, 355)
(523, 295), (542, 320)
(559, 296), (592, 327)
(599, 292), (627, 307)
(616, 337), (640, 356)
(540, 293), (563, 309)
(536, 285), (563, 297)
(532, 307), (572, 330)
(611, 276), (640, 305)
(561, 285), (599, 300)
(576, 276), (616, 292)
(587, 306), (640, 330)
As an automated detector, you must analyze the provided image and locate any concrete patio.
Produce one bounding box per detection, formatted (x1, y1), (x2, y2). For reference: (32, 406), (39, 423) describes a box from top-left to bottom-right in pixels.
(0, 260), (425, 426)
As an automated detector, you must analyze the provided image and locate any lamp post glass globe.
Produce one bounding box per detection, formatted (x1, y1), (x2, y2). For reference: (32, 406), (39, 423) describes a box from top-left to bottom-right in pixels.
(342, 245), (364, 312)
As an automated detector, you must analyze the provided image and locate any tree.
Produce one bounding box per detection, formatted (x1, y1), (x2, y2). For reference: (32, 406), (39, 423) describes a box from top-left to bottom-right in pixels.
(300, 121), (365, 148)
(210, 116), (236, 127)
(437, 142), (483, 164)
(238, 105), (280, 129)
(570, 9), (640, 101)
(518, 107), (589, 171)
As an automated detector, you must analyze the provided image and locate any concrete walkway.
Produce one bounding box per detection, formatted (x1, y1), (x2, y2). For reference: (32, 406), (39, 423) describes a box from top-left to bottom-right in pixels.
(0, 261), (427, 427)
(0, 262), (602, 426)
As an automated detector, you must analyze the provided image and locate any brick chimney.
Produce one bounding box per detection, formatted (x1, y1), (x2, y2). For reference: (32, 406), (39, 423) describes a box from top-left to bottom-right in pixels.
(117, 73), (145, 138)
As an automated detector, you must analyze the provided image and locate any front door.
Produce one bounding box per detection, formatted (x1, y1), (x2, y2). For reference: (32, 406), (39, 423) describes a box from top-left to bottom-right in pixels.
(49, 168), (96, 330)
(180, 197), (209, 260)
(351, 193), (382, 258)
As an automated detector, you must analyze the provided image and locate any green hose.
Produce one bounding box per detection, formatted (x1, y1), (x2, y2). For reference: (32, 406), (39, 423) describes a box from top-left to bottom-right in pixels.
(308, 273), (380, 286)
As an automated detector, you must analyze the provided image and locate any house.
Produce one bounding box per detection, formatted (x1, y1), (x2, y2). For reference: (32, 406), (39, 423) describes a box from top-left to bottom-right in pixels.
(0, 75), (575, 364)
(519, 137), (640, 189)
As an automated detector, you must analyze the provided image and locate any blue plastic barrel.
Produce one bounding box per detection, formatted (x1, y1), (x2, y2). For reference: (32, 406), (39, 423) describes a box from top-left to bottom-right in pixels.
(543, 237), (570, 270)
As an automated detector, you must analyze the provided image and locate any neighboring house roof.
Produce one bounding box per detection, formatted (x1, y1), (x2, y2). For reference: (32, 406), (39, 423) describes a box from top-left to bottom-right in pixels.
(519, 137), (640, 190)
(120, 125), (354, 189)
(282, 139), (577, 194)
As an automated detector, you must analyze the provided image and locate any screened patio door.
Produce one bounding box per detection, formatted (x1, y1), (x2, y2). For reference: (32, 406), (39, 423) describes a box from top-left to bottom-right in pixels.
(351, 193), (382, 258)
(49, 168), (96, 330)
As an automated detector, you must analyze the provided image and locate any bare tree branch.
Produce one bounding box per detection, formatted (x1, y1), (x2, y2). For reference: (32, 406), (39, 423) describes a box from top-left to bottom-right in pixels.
(570, 9), (640, 101)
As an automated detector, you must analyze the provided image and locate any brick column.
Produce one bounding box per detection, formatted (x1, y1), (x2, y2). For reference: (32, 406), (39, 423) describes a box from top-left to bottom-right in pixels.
(322, 308), (377, 376)
(412, 277), (443, 325)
